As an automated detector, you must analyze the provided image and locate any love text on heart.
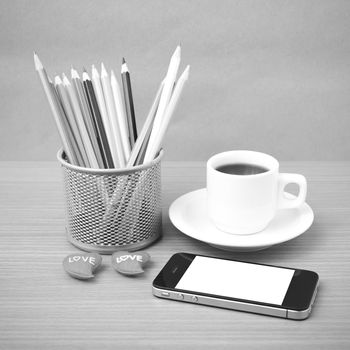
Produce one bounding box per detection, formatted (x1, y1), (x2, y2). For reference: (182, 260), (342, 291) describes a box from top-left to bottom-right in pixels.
(68, 256), (96, 265)
(116, 255), (143, 264)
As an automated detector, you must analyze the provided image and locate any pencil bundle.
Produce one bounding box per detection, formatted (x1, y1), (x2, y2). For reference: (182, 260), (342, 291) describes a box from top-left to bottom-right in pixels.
(34, 46), (190, 169)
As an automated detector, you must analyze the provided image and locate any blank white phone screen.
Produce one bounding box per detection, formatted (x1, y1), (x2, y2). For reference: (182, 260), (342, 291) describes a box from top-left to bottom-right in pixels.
(175, 256), (295, 305)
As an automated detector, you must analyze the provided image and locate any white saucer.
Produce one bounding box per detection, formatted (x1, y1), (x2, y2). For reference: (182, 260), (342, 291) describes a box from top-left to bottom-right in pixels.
(169, 188), (314, 252)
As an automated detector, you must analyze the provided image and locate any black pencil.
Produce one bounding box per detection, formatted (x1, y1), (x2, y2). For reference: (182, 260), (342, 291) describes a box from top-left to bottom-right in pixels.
(82, 71), (114, 168)
(121, 58), (137, 147)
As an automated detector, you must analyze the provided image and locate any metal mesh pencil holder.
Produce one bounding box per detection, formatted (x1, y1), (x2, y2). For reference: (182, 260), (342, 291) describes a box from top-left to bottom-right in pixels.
(57, 149), (163, 254)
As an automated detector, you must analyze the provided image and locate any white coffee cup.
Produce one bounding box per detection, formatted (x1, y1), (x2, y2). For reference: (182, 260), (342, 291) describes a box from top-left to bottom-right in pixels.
(207, 150), (307, 235)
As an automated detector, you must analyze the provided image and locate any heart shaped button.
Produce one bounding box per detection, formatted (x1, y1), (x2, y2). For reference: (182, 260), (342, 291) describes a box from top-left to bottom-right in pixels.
(111, 251), (150, 276)
(63, 253), (102, 280)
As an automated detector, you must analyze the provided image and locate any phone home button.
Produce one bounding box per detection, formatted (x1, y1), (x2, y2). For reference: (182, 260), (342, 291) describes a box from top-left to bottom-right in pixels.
(191, 295), (198, 303)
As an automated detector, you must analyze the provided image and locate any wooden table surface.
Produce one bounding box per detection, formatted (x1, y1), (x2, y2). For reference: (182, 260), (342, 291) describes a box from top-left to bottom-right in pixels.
(0, 161), (349, 349)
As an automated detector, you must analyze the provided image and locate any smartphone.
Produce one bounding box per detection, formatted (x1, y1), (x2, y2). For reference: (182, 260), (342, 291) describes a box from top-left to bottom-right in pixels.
(152, 253), (319, 320)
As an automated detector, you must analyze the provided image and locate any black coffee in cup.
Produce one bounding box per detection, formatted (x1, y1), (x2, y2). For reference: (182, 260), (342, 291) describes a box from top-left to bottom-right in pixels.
(216, 163), (269, 176)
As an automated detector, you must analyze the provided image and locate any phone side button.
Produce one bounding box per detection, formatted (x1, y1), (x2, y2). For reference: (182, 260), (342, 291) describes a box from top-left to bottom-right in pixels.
(161, 292), (170, 297)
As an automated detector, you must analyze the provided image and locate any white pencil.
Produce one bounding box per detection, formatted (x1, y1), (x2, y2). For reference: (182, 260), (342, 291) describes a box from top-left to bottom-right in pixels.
(111, 70), (131, 161)
(100, 63), (125, 168)
(127, 79), (165, 167)
(146, 46), (181, 156)
(143, 65), (190, 163)
(34, 53), (78, 165)
(62, 74), (98, 168)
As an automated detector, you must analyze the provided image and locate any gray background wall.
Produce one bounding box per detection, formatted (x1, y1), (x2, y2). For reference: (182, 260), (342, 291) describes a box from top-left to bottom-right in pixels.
(1, 0), (349, 161)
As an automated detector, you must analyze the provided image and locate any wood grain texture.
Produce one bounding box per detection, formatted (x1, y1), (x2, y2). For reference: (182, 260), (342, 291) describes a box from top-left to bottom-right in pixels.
(0, 161), (349, 349)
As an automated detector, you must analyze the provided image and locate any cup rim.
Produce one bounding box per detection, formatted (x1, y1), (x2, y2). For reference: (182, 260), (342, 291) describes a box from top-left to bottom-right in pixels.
(207, 150), (279, 178)
(57, 148), (164, 175)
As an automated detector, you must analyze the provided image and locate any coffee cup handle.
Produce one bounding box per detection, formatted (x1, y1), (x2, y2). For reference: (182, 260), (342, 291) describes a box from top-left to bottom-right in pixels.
(278, 173), (307, 209)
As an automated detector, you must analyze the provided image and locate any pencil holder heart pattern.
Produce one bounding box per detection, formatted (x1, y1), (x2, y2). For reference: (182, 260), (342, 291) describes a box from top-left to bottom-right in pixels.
(57, 149), (163, 254)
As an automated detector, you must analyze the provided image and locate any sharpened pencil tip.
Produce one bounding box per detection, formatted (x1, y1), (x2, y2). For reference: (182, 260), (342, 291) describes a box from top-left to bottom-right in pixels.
(173, 45), (181, 58)
(182, 65), (190, 80)
(83, 67), (88, 73)
(101, 62), (107, 75)
(33, 52), (43, 70)
(62, 73), (70, 85)
(82, 71), (90, 81)
(71, 67), (79, 79)
(121, 59), (128, 73)
(54, 75), (63, 85)
(91, 64), (100, 79)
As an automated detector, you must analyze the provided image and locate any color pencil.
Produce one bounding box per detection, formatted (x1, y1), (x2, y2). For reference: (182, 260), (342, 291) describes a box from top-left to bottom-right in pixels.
(127, 79), (164, 167)
(146, 46), (181, 157)
(83, 71), (114, 169)
(62, 73), (97, 168)
(91, 65), (117, 168)
(135, 80), (176, 165)
(71, 68), (104, 168)
(100, 63), (125, 168)
(111, 70), (131, 161)
(34, 53), (78, 165)
(144, 65), (190, 163)
(50, 80), (82, 166)
(121, 58), (137, 146)
(55, 75), (88, 167)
